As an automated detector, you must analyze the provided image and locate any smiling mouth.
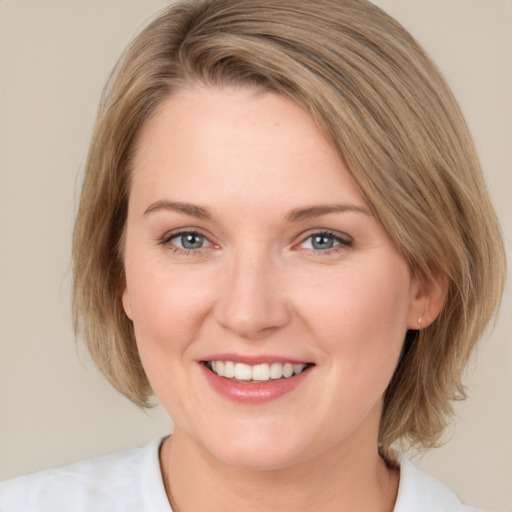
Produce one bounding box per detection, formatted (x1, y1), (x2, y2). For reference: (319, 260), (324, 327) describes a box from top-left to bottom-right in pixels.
(204, 361), (313, 382)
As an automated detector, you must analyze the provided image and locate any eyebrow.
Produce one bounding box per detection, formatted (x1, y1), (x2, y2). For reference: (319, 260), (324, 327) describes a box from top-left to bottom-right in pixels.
(143, 200), (371, 222)
(285, 203), (372, 222)
(143, 201), (212, 219)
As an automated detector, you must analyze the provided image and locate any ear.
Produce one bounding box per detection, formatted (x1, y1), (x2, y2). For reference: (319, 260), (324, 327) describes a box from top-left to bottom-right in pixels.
(121, 280), (133, 320)
(407, 271), (447, 330)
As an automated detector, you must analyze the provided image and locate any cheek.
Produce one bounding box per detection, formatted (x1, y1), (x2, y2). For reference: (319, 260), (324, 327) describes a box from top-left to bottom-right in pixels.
(295, 262), (411, 381)
(124, 255), (215, 355)
(124, 257), (217, 411)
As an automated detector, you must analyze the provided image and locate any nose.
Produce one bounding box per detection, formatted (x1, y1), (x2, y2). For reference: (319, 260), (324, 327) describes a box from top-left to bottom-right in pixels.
(214, 247), (291, 340)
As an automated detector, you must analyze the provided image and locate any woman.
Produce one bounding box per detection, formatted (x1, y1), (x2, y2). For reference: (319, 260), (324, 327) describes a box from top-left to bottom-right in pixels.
(0, 0), (506, 510)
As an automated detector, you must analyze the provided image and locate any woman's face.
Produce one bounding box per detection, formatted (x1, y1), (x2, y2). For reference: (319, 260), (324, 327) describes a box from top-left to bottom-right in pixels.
(122, 86), (423, 470)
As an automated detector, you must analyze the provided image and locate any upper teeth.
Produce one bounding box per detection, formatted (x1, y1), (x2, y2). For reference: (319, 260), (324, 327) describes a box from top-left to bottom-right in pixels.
(208, 361), (307, 381)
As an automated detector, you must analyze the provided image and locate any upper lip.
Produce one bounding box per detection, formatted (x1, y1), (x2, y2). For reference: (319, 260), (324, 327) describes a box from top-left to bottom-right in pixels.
(201, 353), (313, 365)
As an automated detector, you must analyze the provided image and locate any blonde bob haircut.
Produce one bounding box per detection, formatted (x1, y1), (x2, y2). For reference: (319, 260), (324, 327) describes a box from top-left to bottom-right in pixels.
(73, 0), (506, 455)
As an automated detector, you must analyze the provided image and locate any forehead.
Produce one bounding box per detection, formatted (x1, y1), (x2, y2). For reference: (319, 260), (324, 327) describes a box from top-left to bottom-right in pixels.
(130, 85), (367, 212)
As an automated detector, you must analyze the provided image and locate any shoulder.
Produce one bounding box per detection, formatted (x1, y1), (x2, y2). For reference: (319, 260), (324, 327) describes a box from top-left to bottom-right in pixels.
(0, 438), (172, 512)
(394, 455), (487, 512)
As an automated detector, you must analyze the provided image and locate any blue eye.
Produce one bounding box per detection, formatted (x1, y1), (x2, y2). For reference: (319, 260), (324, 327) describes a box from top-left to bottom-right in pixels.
(300, 232), (348, 251)
(169, 232), (210, 250)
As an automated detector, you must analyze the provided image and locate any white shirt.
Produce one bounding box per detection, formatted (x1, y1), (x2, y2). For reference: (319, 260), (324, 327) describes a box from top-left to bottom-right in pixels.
(0, 438), (486, 511)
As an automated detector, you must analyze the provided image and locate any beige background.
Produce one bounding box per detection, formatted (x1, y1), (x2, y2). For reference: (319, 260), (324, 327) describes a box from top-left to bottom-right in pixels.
(0, 1), (510, 510)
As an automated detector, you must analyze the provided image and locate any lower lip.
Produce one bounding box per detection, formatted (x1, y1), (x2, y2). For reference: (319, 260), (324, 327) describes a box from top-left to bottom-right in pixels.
(200, 363), (311, 404)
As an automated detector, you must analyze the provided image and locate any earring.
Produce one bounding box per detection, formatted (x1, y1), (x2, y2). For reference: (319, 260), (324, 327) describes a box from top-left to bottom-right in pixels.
(417, 315), (423, 329)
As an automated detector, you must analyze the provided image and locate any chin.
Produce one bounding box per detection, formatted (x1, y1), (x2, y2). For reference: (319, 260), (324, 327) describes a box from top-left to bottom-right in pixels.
(213, 445), (304, 472)
(197, 423), (310, 472)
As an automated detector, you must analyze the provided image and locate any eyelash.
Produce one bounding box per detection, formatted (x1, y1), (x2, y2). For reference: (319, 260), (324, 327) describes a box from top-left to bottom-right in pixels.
(297, 230), (352, 254)
(159, 229), (352, 256)
(159, 229), (211, 256)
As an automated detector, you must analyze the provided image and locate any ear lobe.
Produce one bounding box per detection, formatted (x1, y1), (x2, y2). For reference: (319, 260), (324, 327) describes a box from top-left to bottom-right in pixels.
(407, 273), (447, 330)
(121, 283), (133, 320)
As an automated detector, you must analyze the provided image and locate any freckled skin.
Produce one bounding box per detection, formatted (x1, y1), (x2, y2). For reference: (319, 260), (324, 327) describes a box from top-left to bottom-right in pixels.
(121, 86), (431, 509)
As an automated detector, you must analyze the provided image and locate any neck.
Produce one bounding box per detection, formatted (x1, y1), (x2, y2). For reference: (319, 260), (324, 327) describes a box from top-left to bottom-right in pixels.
(159, 430), (399, 512)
